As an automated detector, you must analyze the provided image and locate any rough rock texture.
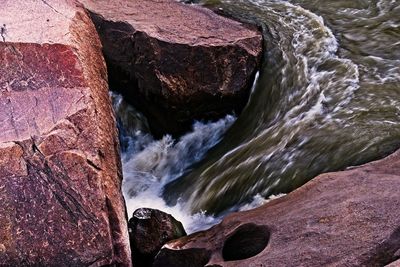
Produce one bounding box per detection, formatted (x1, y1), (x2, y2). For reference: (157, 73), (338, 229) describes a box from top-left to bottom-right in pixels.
(79, 0), (263, 136)
(386, 259), (400, 267)
(154, 149), (400, 267)
(0, 1), (131, 266)
(128, 208), (187, 267)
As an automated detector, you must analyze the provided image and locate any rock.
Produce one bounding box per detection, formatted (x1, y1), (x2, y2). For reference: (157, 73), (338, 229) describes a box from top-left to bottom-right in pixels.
(0, 1), (131, 266)
(128, 208), (187, 267)
(386, 259), (400, 267)
(153, 248), (212, 267)
(79, 0), (263, 136)
(154, 150), (400, 266)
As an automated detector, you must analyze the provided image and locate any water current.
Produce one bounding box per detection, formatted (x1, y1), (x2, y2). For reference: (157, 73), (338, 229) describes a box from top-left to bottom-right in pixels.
(113, 0), (400, 233)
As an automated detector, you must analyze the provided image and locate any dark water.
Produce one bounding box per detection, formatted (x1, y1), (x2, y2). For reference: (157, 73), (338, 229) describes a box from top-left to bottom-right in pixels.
(114, 0), (400, 231)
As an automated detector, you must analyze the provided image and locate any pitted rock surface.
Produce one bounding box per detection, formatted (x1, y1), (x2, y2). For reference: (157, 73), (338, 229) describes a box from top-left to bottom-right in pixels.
(80, 0), (263, 136)
(0, 1), (131, 266)
(154, 150), (400, 267)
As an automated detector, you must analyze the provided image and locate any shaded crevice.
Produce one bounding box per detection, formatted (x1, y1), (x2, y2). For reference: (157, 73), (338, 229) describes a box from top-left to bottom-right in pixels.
(1, 24), (6, 42)
(222, 223), (270, 261)
(105, 197), (128, 266)
(361, 227), (400, 267)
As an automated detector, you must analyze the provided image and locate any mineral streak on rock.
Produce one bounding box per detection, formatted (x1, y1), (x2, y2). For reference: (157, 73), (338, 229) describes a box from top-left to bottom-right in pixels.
(154, 149), (400, 267)
(80, 0), (263, 136)
(0, 0), (131, 266)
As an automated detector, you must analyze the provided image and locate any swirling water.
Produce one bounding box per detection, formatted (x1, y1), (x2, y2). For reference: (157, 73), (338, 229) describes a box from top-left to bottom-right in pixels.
(113, 0), (400, 231)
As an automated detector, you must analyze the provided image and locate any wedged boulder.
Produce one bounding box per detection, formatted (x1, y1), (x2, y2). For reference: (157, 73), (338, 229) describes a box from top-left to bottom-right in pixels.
(154, 149), (400, 267)
(0, 1), (131, 266)
(128, 208), (187, 267)
(79, 0), (263, 136)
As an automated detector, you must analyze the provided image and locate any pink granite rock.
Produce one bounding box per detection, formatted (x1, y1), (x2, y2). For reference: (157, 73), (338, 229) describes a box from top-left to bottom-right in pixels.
(0, 0), (131, 265)
(154, 150), (400, 267)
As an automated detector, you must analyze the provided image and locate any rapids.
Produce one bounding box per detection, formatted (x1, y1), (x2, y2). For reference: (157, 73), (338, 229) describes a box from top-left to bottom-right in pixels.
(113, 0), (400, 232)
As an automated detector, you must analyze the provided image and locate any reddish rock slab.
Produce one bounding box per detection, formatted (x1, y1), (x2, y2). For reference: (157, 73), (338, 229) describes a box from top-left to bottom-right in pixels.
(79, 0), (263, 136)
(154, 149), (400, 267)
(0, 1), (131, 266)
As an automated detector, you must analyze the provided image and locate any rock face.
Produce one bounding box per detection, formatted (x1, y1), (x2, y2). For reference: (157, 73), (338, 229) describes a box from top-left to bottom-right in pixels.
(154, 150), (400, 267)
(0, 1), (131, 266)
(128, 208), (187, 267)
(386, 259), (400, 267)
(80, 0), (263, 136)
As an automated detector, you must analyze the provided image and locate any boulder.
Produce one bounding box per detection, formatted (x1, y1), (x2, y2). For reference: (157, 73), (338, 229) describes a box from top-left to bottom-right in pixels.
(0, 1), (131, 266)
(79, 0), (263, 136)
(128, 208), (187, 267)
(154, 149), (400, 267)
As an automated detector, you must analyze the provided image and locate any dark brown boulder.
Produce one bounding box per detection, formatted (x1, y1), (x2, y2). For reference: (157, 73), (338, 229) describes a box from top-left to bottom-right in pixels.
(0, 1), (131, 266)
(154, 149), (400, 267)
(128, 208), (187, 267)
(79, 0), (263, 136)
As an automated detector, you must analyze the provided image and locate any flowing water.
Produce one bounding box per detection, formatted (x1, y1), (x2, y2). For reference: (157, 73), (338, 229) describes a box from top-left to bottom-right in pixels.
(113, 0), (400, 232)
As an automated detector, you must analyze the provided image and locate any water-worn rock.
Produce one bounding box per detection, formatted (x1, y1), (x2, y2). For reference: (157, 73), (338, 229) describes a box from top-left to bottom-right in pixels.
(128, 208), (187, 267)
(79, 0), (263, 136)
(0, 1), (131, 266)
(154, 150), (400, 267)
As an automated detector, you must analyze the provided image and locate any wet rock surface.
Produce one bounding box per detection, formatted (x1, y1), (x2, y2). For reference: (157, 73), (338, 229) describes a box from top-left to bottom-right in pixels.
(154, 149), (400, 267)
(80, 0), (263, 136)
(128, 208), (187, 267)
(0, 1), (131, 266)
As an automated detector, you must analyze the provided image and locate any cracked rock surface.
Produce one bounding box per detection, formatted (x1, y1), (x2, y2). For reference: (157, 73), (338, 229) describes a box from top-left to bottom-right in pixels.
(0, 0), (131, 266)
(155, 150), (400, 267)
(80, 0), (263, 136)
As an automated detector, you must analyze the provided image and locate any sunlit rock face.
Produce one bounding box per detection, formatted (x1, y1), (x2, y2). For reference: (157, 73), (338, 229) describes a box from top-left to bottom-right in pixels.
(0, 1), (131, 266)
(80, 0), (263, 137)
(154, 150), (400, 267)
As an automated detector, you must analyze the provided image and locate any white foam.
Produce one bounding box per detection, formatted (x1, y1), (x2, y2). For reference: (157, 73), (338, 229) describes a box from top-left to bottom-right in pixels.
(239, 193), (286, 211)
(120, 114), (235, 233)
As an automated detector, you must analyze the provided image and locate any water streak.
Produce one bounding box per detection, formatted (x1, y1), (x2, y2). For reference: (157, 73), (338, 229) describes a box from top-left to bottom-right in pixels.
(163, 0), (400, 215)
(115, 0), (400, 229)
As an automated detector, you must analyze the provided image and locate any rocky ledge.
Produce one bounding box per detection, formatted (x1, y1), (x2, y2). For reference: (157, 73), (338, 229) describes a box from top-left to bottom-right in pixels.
(155, 149), (400, 267)
(80, 0), (263, 136)
(0, 1), (130, 266)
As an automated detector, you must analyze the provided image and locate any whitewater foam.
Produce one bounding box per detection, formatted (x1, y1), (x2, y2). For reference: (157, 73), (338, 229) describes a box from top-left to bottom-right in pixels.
(115, 97), (236, 232)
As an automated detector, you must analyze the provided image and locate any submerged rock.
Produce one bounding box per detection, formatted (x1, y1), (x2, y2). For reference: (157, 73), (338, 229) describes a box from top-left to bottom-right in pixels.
(0, 1), (131, 266)
(128, 208), (187, 267)
(154, 150), (400, 266)
(80, 0), (263, 136)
